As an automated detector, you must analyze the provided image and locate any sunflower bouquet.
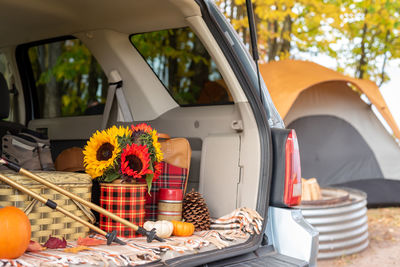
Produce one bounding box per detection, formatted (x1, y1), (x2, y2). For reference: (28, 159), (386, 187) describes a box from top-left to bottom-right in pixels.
(83, 123), (163, 192)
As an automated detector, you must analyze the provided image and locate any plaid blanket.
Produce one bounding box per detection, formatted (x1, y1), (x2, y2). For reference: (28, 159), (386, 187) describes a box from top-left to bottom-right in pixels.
(210, 207), (263, 235)
(1, 208), (262, 267)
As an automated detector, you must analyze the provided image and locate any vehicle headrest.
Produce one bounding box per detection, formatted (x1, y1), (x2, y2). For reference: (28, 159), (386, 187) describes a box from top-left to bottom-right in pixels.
(0, 73), (10, 120)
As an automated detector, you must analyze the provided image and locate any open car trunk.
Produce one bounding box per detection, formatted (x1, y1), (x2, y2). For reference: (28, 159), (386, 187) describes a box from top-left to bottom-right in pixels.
(0, 103), (269, 267)
(7, 101), (269, 266)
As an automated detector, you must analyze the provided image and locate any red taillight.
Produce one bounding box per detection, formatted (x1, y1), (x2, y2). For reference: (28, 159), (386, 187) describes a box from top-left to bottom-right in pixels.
(284, 129), (302, 206)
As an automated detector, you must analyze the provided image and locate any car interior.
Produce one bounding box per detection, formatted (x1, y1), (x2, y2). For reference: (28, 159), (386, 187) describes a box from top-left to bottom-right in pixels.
(0, 0), (265, 264)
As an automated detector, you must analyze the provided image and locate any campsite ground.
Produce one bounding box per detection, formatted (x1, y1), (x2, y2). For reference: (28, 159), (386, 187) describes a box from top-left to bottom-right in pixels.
(317, 208), (400, 267)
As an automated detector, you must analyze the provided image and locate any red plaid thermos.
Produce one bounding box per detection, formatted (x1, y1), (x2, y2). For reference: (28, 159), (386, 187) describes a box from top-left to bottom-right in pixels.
(157, 188), (183, 221)
(99, 183), (146, 238)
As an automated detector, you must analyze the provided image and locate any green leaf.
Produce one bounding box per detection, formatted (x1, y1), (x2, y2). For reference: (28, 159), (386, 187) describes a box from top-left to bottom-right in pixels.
(145, 173), (154, 195)
(367, 6), (375, 13)
(101, 171), (120, 183)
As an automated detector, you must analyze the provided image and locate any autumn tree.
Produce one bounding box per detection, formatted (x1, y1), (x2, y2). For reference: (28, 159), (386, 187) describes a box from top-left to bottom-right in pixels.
(331, 0), (400, 85)
(217, 0), (400, 86)
(29, 39), (108, 117)
(217, 0), (340, 62)
(131, 28), (222, 105)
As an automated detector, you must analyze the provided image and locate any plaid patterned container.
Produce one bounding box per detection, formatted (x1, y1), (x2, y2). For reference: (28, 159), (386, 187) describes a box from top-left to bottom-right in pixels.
(100, 183), (146, 238)
(145, 162), (188, 221)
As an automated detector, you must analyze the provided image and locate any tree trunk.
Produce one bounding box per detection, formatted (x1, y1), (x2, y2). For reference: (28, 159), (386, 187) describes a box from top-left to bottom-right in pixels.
(88, 55), (99, 103)
(267, 20), (279, 61)
(167, 31), (179, 95)
(44, 42), (62, 118)
(378, 30), (390, 87)
(35, 46), (46, 117)
(356, 9), (368, 79)
(281, 14), (292, 55)
(189, 35), (211, 101)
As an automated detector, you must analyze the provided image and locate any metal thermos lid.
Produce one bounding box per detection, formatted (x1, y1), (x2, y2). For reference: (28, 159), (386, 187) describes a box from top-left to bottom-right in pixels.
(158, 188), (183, 201)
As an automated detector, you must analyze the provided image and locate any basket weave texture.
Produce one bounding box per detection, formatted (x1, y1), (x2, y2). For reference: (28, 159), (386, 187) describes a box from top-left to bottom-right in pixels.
(0, 170), (94, 243)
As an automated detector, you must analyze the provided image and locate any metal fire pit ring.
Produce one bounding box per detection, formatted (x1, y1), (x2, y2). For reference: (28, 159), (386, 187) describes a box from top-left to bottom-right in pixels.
(298, 187), (368, 259)
(301, 188), (349, 206)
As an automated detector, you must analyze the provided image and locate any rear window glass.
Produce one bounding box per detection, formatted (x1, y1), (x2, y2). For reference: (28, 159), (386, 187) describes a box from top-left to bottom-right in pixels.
(130, 27), (232, 106)
(28, 39), (108, 118)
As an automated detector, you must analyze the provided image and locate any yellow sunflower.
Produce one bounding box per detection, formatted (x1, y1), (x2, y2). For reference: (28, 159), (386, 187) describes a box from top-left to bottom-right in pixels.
(83, 129), (120, 178)
(106, 125), (132, 139)
(151, 129), (163, 162)
(85, 167), (100, 179)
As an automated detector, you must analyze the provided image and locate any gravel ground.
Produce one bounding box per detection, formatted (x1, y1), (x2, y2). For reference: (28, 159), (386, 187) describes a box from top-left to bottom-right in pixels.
(318, 208), (400, 267)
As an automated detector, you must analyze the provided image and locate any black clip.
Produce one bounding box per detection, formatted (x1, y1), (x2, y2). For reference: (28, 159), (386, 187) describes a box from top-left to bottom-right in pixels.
(109, 81), (123, 88)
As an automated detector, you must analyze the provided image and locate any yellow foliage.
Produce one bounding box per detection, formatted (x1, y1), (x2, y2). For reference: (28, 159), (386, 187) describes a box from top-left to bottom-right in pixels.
(216, 0), (400, 85)
(217, 0), (341, 61)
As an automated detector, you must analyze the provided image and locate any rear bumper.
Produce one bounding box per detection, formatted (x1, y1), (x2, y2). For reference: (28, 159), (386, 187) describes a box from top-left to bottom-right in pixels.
(266, 206), (319, 266)
(207, 245), (309, 266)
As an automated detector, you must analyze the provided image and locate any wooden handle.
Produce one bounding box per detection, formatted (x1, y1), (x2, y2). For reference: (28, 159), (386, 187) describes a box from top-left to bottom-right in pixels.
(19, 168), (139, 231)
(0, 173), (107, 236)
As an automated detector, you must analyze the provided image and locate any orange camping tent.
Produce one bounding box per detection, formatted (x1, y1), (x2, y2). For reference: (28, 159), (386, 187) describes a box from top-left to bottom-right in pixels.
(259, 59), (400, 140)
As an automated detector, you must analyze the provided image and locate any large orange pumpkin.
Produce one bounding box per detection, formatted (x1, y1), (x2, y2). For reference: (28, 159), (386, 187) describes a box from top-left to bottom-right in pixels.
(171, 220), (195, 236)
(0, 206), (31, 259)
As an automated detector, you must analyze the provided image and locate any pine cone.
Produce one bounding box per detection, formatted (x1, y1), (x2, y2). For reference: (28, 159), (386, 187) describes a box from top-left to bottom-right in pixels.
(182, 189), (211, 231)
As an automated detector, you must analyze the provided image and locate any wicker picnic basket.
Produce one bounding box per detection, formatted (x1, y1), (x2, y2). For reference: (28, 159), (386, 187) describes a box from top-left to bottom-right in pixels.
(0, 170), (95, 243)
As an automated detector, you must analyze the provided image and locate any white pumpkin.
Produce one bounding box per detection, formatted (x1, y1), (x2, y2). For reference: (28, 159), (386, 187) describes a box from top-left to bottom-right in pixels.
(143, 220), (174, 238)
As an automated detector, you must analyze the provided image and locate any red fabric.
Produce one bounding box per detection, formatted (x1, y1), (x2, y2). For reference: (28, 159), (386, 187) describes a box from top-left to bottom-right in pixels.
(145, 162), (188, 221)
(100, 183), (146, 238)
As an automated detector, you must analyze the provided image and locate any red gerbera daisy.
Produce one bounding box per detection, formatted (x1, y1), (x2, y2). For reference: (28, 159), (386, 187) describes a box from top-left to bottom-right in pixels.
(120, 143), (152, 178)
(152, 161), (163, 181)
(131, 123), (153, 134)
(131, 123), (154, 145)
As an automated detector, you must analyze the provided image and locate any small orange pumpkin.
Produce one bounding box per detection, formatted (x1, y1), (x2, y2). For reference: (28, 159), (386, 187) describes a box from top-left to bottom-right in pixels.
(171, 220), (195, 237)
(0, 206), (31, 259)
